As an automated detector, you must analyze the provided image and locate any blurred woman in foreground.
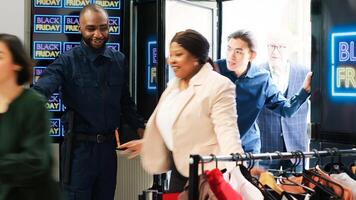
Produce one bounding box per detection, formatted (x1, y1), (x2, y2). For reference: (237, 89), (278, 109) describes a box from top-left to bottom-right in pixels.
(0, 33), (60, 200)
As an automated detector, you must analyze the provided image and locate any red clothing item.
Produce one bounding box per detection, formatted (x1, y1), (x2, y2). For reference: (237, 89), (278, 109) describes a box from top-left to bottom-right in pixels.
(205, 169), (242, 200)
(163, 193), (179, 200)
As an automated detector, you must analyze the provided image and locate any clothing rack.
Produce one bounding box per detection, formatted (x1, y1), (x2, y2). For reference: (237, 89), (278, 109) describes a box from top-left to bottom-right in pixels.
(188, 148), (356, 200)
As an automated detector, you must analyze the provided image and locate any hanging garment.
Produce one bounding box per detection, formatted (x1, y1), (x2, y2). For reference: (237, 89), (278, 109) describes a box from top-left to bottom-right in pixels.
(162, 193), (180, 200)
(281, 194), (298, 200)
(279, 175), (316, 196)
(206, 168), (243, 200)
(279, 176), (307, 194)
(306, 167), (353, 200)
(178, 174), (217, 200)
(352, 165), (356, 175)
(323, 161), (356, 180)
(309, 186), (334, 200)
(229, 166), (264, 200)
(259, 172), (284, 195)
(331, 173), (356, 200)
(304, 194), (312, 200)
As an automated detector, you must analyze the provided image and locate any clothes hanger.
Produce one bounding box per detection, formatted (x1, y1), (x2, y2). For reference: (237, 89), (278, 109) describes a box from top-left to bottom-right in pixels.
(209, 153), (218, 169)
(266, 152), (280, 174)
(268, 151), (312, 199)
(273, 151), (297, 178)
(323, 148), (343, 174)
(277, 151), (299, 176)
(246, 152), (256, 171)
(200, 155), (205, 173)
(282, 151), (300, 175)
(238, 152), (279, 200)
(323, 148), (356, 180)
(233, 152), (252, 180)
(277, 151), (315, 194)
(230, 153), (241, 167)
(310, 150), (341, 199)
(304, 168), (343, 199)
(311, 149), (321, 167)
(268, 151), (290, 176)
(251, 151), (289, 199)
(207, 153), (228, 174)
(277, 176), (315, 194)
(299, 151), (343, 199)
(231, 153), (260, 188)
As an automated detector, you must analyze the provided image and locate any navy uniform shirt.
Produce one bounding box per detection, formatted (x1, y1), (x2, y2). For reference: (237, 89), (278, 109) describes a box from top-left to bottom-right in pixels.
(215, 59), (309, 153)
(34, 42), (144, 135)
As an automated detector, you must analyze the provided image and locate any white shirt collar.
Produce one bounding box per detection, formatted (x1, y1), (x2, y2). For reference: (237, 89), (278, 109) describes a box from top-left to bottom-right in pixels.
(269, 62), (290, 93)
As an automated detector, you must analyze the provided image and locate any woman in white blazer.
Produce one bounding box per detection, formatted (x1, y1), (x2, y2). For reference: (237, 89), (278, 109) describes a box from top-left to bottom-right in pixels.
(120, 29), (244, 192)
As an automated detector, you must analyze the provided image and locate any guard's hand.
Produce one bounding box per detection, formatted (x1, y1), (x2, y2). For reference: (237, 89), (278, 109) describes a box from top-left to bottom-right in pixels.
(118, 139), (143, 159)
(303, 72), (313, 93)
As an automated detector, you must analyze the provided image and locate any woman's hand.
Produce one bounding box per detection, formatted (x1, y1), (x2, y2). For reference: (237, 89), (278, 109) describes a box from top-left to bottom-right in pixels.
(118, 139), (143, 159)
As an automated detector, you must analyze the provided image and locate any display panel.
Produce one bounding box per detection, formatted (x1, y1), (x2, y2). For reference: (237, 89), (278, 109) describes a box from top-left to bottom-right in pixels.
(329, 29), (356, 98)
(311, 0), (356, 143)
(136, 1), (158, 120)
(31, 0), (122, 142)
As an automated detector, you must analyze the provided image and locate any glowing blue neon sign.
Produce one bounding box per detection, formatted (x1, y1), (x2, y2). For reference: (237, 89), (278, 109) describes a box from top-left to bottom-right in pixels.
(331, 31), (356, 97)
(49, 118), (62, 137)
(33, 66), (46, 84)
(63, 0), (91, 8)
(106, 43), (120, 51)
(47, 93), (62, 112)
(33, 41), (62, 60)
(34, 15), (62, 34)
(34, 0), (62, 8)
(147, 41), (157, 90)
(93, 0), (120, 10)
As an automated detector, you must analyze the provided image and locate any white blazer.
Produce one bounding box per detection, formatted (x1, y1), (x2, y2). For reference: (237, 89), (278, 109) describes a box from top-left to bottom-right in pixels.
(140, 63), (243, 177)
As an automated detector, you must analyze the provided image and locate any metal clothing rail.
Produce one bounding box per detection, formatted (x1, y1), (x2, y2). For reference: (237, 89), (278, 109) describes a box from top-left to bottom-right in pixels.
(188, 148), (356, 200)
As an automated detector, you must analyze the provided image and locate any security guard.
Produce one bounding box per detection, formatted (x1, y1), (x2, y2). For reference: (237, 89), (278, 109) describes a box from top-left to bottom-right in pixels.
(34, 4), (145, 200)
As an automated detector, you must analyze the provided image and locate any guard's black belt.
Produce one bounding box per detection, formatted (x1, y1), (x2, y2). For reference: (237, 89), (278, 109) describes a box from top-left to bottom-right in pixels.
(73, 133), (115, 143)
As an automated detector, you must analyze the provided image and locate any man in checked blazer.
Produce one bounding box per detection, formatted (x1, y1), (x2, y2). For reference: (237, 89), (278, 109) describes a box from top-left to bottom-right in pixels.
(257, 32), (309, 171)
